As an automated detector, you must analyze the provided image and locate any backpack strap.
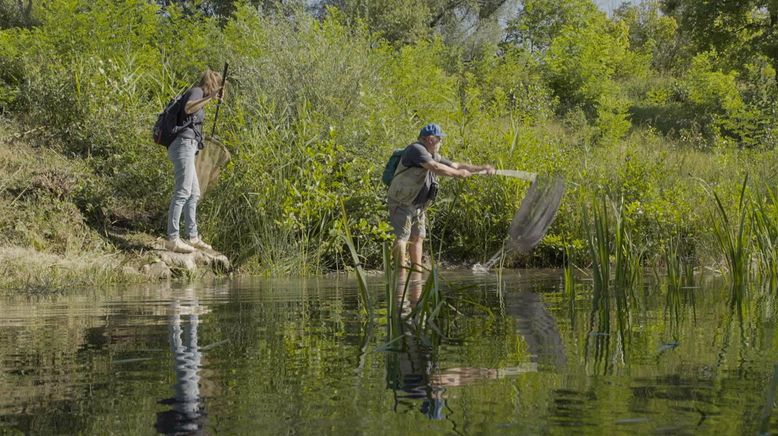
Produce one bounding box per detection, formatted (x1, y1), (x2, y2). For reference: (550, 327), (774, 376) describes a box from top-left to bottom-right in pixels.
(170, 117), (195, 138)
(396, 141), (428, 175)
(394, 161), (412, 178)
(172, 88), (198, 139)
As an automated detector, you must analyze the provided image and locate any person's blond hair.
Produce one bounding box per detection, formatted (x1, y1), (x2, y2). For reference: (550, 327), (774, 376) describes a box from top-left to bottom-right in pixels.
(198, 69), (222, 97)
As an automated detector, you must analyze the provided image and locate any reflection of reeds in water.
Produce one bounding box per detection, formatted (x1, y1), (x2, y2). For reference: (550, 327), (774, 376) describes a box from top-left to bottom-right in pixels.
(662, 234), (697, 337)
(338, 201), (372, 316)
(582, 195), (640, 374)
(585, 288), (632, 375)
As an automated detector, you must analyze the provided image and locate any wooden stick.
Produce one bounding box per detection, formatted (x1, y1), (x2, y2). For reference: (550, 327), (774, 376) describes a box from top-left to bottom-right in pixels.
(209, 62), (229, 139)
(476, 169), (537, 182)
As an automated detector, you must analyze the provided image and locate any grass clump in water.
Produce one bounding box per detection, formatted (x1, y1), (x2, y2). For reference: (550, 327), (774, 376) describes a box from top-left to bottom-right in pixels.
(583, 194), (644, 292)
(702, 176), (751, 304)
(752, 185), (778, 291)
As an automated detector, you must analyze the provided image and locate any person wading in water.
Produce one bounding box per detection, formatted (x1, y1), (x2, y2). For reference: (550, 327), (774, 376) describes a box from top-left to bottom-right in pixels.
(387, 123), (495, 271)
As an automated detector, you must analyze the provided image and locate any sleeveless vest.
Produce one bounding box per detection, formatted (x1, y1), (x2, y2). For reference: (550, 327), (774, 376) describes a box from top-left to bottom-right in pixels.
(387, 162), (428, 206)
(387, 143), (440, 206)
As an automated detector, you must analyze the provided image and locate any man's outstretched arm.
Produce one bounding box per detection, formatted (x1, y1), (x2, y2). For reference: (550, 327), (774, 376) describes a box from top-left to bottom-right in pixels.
(422, 160), (472, 178)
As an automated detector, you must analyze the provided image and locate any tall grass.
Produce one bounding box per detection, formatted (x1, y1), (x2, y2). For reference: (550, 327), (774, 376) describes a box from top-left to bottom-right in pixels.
(584, 195), (643, 292)
(753, 186), (778, 291)
(613, 198), (644, 290)
(703, 176), (751, 305)
(581, 195), (642, 374)
(0, 247), (146, 294)
(584, 196), (610, 293)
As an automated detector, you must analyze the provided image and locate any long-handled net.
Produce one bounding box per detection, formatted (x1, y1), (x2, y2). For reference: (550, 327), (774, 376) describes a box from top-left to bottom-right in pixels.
(194, 62), (230, 197)
(195, 138), (231, 196)
(477, 173), (565, 271)
(507, 174), (565, 252)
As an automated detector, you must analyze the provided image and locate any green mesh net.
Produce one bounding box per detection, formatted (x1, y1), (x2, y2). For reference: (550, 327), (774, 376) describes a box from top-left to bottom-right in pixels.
(507, 174), (565, 253)
(475, 174), (565, 271)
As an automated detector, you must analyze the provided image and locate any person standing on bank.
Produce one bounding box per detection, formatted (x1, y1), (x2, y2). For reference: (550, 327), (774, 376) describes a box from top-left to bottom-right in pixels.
(388, 123), (495, 271)
(165, 69), (224, 253)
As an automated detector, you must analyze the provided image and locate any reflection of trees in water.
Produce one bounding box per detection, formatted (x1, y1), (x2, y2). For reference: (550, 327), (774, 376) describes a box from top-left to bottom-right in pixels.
(385, 274), (562, 420)
(156, 293), (208, 435)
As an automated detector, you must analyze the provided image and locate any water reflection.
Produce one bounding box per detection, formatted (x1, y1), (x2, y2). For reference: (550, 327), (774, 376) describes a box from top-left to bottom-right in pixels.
(385, 273), (558, 420)
(584, 285), (631, 375)
(504, 291), (566, 369)
(385, 273), (446, 419)
(3, 273), (778, 433)
(156, 288), (209, 435)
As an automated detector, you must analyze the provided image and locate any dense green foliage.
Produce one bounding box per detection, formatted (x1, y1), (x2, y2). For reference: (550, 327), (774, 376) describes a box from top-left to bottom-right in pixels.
(4, 0), (778, 275)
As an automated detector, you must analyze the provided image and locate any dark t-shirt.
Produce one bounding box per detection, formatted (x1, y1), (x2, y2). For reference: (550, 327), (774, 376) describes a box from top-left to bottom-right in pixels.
(178, 87), (205, 143)
(401, 142), (453, 205)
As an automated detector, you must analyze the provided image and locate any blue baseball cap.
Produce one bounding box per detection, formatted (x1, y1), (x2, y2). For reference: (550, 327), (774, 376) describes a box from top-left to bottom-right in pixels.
(419, 123), (446, 138)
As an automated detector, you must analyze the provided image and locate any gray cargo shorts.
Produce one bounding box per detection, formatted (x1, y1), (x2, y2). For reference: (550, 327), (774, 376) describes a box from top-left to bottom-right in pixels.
(388, 202), (426, 241)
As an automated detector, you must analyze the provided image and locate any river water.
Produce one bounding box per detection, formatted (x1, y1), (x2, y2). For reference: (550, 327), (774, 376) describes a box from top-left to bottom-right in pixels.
(0, 270), (776, 434)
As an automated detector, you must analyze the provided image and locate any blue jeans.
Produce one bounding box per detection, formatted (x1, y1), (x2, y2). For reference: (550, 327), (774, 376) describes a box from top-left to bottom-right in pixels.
(167, 136), (200, 240)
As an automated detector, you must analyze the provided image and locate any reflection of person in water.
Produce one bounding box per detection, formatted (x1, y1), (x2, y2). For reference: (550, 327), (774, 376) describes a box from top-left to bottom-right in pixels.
(386, 273), (448, 420)
(156, 291), (208, 435)
(385, 274), (561, 420)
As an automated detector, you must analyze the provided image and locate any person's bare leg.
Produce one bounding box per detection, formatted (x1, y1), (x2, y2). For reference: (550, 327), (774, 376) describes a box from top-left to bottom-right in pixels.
(409, 236), (424, 272)
(393, 239), (407, 274)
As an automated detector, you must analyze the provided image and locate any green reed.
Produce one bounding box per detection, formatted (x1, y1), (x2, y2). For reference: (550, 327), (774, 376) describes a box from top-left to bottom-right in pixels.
(662, 233), (696, 336)
(613, 198), (644, 290)
(563, 245), (578, 330)
(703, 175), (751, 301)
(661, 233), (697, 293)
(584, 196), (610, 293)
(581, 195), (642, 374)
(408, 258), (445, 329)
(564, 245), (576, 297)
(339, 201), (373, 317)
(583, 197), (611, 373)
(752, 186), (778, 291)
(583, 195), (643, 292)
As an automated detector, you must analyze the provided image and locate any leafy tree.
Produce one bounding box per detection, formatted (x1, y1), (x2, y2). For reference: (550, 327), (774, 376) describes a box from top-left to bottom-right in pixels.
(323, 0), (517, 47)
(660, 0), (778, 71)
(0, 0), (35, 28)
(325, 0), (433, 43)
(504, 0), (601, 54)
(613, 0), (679, 72)
(156, 0), (296, 19)
(546, 10), (641, 98)
(681, 52), (778, 148)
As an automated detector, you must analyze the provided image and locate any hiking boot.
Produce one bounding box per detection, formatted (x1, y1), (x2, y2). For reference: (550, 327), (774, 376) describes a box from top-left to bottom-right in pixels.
(165, 238), (195, 253)
(187, 237), (212, 251)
